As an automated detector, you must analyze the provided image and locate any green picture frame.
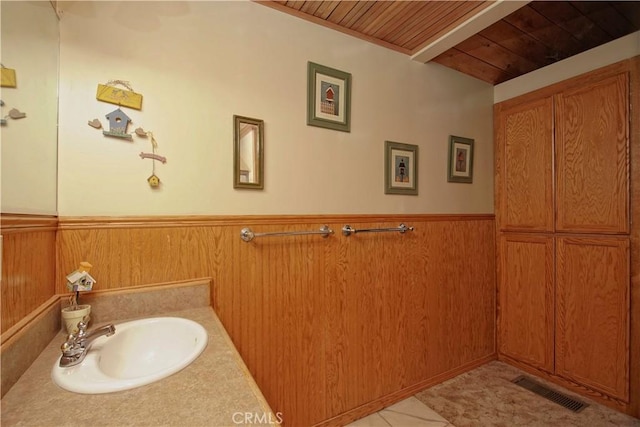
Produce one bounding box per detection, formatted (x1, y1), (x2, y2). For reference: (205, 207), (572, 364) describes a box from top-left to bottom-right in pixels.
(384, 140), (418, 195)
(447, 135), (474, 183)
(307, 62), (351, 132)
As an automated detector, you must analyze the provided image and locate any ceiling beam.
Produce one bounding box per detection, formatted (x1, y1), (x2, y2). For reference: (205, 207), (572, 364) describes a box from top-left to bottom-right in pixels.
(411, 0), (531, 63)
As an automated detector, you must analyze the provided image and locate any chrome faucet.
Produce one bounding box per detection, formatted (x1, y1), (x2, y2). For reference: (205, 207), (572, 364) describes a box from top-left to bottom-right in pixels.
(59, 317), (115, 367)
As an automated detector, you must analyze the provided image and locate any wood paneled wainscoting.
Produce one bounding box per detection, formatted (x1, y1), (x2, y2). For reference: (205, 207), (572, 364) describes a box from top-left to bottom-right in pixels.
(1, 215), (57, 335)
(1, 214), (60, 398)
(57, 214), (496, 426)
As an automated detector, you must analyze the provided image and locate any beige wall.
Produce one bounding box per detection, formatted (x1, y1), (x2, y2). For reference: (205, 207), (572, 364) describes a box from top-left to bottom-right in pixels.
(57, 1), (494, 216)
(1, 1), (59, 215)
(494, 31), (640, 103)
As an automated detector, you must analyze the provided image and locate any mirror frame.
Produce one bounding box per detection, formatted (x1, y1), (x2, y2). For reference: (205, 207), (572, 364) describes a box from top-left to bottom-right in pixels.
(233, 115), (264, 190)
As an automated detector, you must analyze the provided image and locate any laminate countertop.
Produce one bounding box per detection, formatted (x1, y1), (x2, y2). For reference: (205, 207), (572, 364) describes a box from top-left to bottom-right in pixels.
(1, 306), (274, 427)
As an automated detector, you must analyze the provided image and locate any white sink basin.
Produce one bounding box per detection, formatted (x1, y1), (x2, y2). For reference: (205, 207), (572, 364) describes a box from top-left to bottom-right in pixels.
(52, 317), (208, 394)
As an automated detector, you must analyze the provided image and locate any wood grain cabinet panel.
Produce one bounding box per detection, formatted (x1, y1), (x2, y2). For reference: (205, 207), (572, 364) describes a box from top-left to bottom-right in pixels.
(556, 73), (629, 234)
(556, 236), (630, 401)
(496, 97), (554, 232)
(498, 233), (554, 373)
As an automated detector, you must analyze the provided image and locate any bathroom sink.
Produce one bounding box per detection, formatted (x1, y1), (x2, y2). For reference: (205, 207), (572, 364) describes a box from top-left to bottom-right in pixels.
(52, 317), (208, 394)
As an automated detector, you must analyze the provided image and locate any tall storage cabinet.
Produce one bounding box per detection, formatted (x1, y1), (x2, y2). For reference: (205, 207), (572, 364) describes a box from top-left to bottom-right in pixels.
(496, 96), (554, 233)
(555, 73), (629, 234)
(555, 236), (630, 400)
(495, 58), (638, 413)
(498, 233), (554, 373)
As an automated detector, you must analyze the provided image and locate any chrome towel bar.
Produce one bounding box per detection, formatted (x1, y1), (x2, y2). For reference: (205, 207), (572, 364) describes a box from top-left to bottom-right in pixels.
(342, 223), (414, 237)
(240, 225), (334, 242)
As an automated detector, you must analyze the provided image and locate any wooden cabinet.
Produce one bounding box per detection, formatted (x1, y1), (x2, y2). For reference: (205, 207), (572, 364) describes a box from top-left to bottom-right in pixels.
(495, 59), (635, 407)
(496, 97), (554, 232)
(556, 237), (629, 401)
(497, 72), (630, 234)
(498, 233), (554, 373)
(556, 74), (629, 234)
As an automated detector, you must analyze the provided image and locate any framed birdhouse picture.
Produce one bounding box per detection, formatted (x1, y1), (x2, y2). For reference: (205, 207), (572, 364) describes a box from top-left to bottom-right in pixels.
(307, 62), (351, 132)
(384, 140), (418, 195)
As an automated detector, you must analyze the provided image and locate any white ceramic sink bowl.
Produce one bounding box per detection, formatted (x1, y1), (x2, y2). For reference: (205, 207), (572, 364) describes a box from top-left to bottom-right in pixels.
(52, 317), (208, 394)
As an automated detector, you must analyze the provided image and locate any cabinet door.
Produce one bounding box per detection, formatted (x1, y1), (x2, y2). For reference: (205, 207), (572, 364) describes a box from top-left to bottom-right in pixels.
(498, 233), (554, 373)
(555, 73), (629, 233)
(556, 236), (629, 401)
(495, 97), (554, 232)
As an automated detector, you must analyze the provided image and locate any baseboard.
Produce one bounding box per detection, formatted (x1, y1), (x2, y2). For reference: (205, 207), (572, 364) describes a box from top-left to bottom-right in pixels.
(313, 353), (497, 427)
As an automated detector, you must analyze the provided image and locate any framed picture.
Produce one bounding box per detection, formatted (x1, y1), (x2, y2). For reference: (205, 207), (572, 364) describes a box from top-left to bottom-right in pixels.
(447, 135), (474, 183)
(384, 141), (418, 195)
(307, 62), (351, 132)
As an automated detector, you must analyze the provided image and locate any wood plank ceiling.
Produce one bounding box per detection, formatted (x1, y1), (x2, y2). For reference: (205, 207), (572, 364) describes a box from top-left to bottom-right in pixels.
(259, 1), (640, 85)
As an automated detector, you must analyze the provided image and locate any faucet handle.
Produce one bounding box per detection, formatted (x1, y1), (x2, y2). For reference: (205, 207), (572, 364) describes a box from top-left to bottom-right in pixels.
(76, 319), (89, 337)
(60, 334), (81, 356)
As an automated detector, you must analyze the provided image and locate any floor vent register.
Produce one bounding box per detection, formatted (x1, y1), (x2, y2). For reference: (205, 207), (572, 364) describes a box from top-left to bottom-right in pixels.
(512, 375), (589, 413)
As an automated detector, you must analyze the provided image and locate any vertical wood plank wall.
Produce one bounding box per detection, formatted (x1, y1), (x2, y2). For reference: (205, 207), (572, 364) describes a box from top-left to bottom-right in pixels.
(56, 214), (496, 426)
(1, 215), (57, 334)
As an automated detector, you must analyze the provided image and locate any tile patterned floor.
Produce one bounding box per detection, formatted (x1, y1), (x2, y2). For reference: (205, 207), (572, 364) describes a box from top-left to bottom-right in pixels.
(348, 361), (640, 427)
(347, 397), (454, 427)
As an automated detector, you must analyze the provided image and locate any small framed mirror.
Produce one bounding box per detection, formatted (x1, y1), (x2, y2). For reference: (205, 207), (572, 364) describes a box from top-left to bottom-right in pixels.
(233, 115), (264, 189)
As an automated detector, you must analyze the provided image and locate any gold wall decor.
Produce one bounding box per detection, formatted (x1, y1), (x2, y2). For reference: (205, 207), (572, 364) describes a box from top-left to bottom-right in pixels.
(96, 83), (143, 110)
(1, 67), (17, 88)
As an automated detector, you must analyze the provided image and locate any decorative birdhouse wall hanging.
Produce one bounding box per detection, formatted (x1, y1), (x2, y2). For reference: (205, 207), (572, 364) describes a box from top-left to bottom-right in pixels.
(103, 107), (132, 140)
(87, 79), (166, 188)
(147, 174), (160, 188)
